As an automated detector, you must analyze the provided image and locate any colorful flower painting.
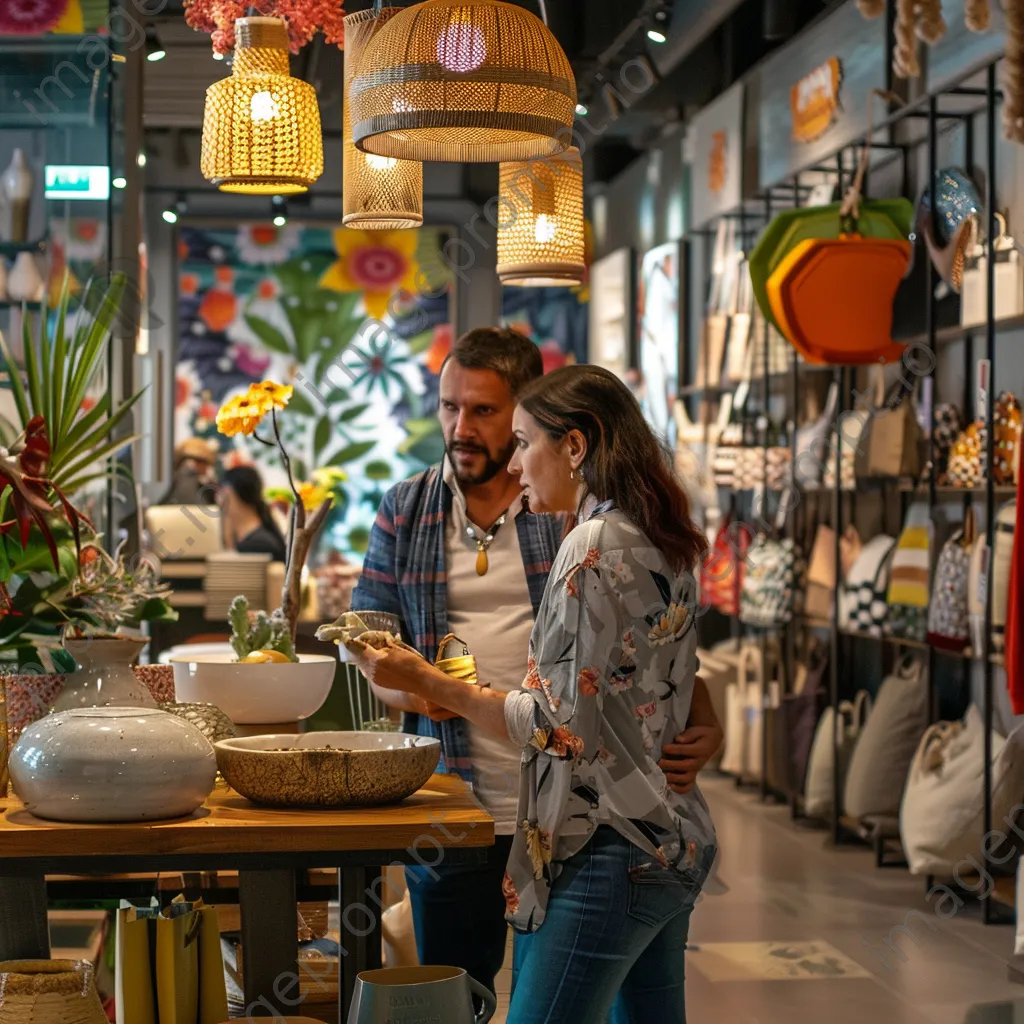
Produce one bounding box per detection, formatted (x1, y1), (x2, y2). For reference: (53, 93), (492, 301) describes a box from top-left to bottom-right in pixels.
(177, 224), (454, 559)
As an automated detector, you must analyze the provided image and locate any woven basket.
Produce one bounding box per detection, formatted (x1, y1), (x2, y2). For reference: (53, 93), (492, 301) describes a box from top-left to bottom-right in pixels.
(350, 0), (576, 162)
(0, 960), (107, 1024)
(343, 8), (422, 228)
(201, 17), (323, 193)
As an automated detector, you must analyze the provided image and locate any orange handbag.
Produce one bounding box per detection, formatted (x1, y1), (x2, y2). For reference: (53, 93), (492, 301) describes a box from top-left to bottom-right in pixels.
(766, 234), (911, 365)
(701, 514), (752, 616)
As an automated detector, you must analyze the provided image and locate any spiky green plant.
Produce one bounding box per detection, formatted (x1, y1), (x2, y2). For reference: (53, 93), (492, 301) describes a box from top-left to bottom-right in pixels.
(0, 274), (144, 495)
(228, 594), (296, 662)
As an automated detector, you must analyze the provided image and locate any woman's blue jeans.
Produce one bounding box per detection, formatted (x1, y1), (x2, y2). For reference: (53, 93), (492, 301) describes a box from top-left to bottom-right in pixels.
(508, 826), (712, 1024)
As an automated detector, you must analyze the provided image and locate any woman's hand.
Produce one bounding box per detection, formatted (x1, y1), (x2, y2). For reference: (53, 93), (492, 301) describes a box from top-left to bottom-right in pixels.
(352, 643), (429, 694)
(658, 724), (724, 794)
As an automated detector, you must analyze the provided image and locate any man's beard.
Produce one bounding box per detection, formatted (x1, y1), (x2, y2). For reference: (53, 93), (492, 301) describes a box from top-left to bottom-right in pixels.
(445, 438), (517, 487)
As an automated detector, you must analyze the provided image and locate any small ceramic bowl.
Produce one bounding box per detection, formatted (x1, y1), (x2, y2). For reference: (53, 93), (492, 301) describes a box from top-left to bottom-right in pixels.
(169, 653), (335, 724)
(215, 731), (441, 808)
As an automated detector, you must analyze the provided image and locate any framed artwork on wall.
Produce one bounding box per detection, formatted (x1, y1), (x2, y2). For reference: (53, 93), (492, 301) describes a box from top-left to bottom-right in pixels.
(588, 247), (633, 380)
(637, 240), (683, 446)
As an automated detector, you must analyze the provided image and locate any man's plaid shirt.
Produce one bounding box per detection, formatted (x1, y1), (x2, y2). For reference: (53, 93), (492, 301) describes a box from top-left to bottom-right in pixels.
(350, 463), (563, 780)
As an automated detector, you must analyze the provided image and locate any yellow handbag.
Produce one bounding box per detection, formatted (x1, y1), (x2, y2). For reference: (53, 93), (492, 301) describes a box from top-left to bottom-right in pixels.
(434, 634), (479, 685)
(116, 898), (228, 1024)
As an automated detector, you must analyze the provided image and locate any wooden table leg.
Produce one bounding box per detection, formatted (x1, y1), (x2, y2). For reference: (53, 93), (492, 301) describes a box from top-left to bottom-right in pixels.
(239, 868), (298, 1017)
(0, 873), (49, 961)
(338, 866), (383, 1024)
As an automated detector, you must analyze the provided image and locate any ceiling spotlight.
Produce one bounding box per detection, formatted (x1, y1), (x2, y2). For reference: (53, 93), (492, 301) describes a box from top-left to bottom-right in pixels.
(212, 51), (225, 61)
(137, 152), (147, 167)
(145, 31), (166, 62)
(162, 208), (178, 224)
(271, 195), (287, 227)
(575, 102), (588, 116)
(112, 176), (127, 189)
(647, 28), (667, 43)
(163, 194), (187, 224)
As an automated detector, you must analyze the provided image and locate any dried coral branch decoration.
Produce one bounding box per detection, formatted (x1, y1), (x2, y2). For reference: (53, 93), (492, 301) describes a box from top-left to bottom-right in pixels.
(185, 0), (345, 55)
(965, 0), (991, 32)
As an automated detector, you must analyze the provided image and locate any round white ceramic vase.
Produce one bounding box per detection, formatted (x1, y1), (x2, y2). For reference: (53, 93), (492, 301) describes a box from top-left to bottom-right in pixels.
(9, 706), (217, 822)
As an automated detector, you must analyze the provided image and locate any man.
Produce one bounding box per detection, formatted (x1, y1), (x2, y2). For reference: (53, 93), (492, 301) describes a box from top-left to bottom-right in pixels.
(351, 326), (722, 997)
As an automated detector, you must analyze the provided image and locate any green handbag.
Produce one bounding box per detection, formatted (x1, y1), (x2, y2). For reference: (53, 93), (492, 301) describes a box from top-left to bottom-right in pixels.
(749, 198), (914, 330)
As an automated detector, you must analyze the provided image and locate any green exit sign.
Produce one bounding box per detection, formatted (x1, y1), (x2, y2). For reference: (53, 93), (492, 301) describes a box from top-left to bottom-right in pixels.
(44, 165), (110, 201)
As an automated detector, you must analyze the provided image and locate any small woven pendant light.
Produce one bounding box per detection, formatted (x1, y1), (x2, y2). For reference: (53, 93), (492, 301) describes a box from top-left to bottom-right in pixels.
(201, 17), (324, 194)
(343, 8), (423, 228)
(496, 146), (584, 286)
(350, 0), (576, 163)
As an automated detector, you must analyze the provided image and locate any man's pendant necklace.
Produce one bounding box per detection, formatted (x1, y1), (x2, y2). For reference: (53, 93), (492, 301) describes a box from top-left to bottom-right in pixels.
(466, 511), (508, 576)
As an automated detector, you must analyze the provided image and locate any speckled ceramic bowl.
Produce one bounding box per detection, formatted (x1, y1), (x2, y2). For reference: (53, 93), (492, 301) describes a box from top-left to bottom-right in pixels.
(214, 731), (440, 808)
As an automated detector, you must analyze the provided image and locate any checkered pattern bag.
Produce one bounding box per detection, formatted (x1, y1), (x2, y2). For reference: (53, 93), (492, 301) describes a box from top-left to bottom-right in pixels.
(741, 536), (805, 627)
(838, 535), (897, 636)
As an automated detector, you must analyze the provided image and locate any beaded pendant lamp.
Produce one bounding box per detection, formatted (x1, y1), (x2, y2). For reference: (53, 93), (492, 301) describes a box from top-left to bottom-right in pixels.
(496, 146), (585, 286)
(343, 8), (423, 228)
(349, 0), (577, 163)
(201, 17), (324, 194)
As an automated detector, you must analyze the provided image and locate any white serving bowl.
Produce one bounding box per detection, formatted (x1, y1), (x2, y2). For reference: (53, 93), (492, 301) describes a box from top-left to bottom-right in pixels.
(215, 731), (440, 807)
(159, 642), (234, 665)
(169, 652), (335, 724)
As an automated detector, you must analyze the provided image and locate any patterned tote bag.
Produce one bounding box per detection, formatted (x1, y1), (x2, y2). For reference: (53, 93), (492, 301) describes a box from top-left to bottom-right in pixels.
(887, 502), (932, 642)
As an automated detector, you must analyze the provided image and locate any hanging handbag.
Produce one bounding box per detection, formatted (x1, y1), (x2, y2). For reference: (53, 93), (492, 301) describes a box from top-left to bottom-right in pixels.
(804, 690), (872, 819)
(794, 381), (839, 489)
(927, 510), (976, 652)
(856, 376), (927, 480)
(805, 524), (838, 621)
(673, 399), (719, 531)
(116, 898), (229, 1024)
(930, 401), (964, 486)
(740, 534), (804, 627)
(992, 499), (1016, 654)
(886, 502), (932, 642)
(961, 212), (1024, 326)
(824, 405), (872, 491)
(900, 708), (1024, 876)
(723, 259), (754, 382)
(994, 391), (1023, 485)
(701, 513), (751, 616)
(695, 219), (736, 389)
(766, 646), (827, 798)
(844, 656), (929, 822)
(719, 641), (761, 776)
(948, 421), (985, 488)
(838, 534), (897, 636)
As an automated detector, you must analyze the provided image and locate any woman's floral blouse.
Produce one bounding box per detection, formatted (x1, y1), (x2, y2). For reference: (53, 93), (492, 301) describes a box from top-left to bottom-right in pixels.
(504, 502), (717, 932)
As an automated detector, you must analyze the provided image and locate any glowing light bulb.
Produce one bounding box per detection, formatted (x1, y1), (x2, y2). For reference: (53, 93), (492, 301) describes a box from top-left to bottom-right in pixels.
(535, 214), (557, 244)
(366, 154), (398, 171)
(250, 91), (280, 122)
(436, 22), (486, 72)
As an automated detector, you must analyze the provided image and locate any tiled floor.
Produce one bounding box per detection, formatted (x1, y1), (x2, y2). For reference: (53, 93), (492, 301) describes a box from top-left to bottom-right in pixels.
(490, 774), (1024, 1023)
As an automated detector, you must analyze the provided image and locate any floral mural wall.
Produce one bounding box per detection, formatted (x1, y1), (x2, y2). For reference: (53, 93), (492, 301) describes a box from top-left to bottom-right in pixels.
(176, 223), (454, 559)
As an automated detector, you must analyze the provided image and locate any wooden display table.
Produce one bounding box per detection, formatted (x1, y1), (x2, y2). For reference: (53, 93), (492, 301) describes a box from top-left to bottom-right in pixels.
(0, 775), (493, 1021)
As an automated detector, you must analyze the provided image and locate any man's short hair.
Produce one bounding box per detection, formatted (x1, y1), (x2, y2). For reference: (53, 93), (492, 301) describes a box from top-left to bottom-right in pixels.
(443, 326), (544, 397)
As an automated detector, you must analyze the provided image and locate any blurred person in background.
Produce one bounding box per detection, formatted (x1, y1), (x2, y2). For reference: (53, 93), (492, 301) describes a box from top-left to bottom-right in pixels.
(160, 437), (219, 505)
(219, 465), (287, 562)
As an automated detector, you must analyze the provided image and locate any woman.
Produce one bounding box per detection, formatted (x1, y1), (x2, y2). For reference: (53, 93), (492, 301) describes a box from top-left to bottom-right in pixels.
(219, 465), (287, 562)
(353, 365), (716, 1023)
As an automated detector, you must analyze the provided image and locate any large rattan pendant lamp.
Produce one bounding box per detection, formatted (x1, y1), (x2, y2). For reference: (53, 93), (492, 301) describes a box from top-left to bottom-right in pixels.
(349, 0), (577, 163)
(201, 17), (324, 194)
(343, 7), (423, 228)
(497, 146), (584, 285)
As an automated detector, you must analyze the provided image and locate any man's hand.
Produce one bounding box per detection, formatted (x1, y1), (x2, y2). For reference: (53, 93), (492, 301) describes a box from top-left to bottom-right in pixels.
(658, 724), (723, 794)
(413, 696), (460, 722)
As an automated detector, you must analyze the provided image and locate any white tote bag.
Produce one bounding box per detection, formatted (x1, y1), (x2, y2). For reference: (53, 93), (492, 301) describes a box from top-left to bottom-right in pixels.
(900, 707), (1024, 876)
(804, 691), (872, 819)
(719, 643), (762, 777)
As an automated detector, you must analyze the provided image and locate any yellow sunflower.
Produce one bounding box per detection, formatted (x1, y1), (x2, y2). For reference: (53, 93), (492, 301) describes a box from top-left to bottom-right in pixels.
(319, 228), (421, 320)
(216, 393), (266, 437)
(249, 380), (293, 413)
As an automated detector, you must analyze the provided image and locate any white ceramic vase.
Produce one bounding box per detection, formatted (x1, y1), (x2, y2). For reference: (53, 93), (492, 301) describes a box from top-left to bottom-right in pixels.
(2, 149), (33, 243)
(52, 635), (157, 712)
(9, 706), (217, 822)
(7, 251), (44, 302)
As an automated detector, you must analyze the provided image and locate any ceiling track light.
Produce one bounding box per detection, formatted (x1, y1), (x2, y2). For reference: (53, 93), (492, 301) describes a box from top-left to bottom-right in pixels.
(163, 194), (187, 225)
(272, 195), (287, 227)
(145, 29), (166, 62)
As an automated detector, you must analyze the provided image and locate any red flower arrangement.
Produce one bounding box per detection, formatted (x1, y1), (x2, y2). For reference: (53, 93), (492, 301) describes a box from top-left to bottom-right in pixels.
(184, 0), (346, 54)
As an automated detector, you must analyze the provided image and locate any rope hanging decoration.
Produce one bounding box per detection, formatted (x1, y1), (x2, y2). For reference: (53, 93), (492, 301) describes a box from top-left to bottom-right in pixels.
(349, 0), (576, 163)
(200, 16), (324, 193)
(342, 7), (423, 228)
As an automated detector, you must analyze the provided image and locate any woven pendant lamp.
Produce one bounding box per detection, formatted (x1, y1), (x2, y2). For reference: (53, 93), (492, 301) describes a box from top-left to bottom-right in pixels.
(201, 17), (324, 194)
(350, 0), (577, 163)
(496, 146), (584, 286)
(343, 8), (423, 229)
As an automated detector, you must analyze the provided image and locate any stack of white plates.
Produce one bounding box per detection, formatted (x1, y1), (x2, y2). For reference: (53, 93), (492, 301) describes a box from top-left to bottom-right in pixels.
(204, 553), (271, 619)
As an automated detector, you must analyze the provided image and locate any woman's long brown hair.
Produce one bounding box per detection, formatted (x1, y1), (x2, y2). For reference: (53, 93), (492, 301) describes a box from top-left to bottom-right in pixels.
(517, 365), (706, 573)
